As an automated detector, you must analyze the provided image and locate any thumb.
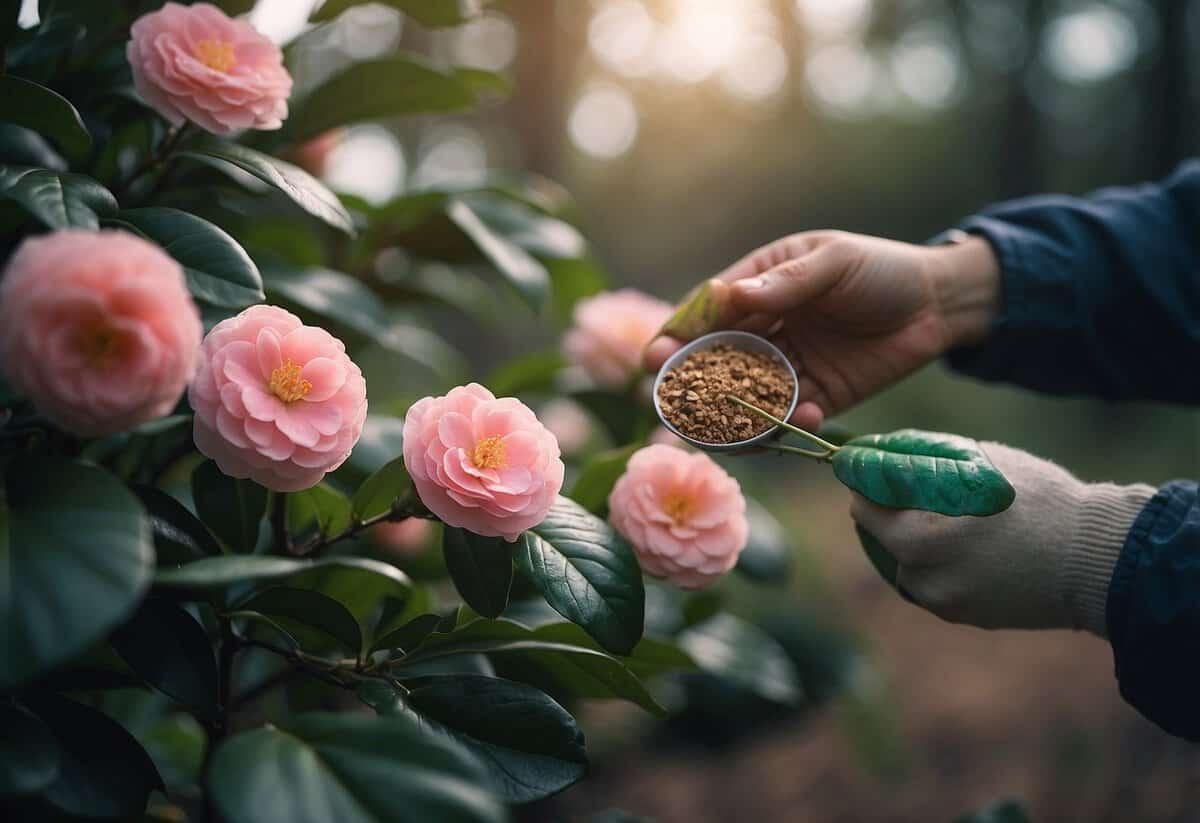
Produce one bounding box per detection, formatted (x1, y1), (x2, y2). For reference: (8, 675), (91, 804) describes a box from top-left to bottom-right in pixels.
(729, 240), (855, 313)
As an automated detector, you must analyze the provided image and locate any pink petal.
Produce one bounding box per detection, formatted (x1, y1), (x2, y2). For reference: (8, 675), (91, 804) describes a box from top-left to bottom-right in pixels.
(298, 356), (344, 402)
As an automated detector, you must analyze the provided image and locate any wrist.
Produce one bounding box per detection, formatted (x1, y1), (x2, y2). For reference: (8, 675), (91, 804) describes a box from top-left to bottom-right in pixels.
(926, 234), (1001, 349)
(1061, 483), (1157, 637)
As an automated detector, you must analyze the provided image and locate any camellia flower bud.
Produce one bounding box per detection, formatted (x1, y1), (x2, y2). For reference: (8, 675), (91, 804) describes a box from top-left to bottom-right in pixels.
(127, 2), (292, 135)
(563, 289), (673, 389)
(0, 229), (201, 436)
(189, 305), (367, 492)
(403, 383), (564, 542)
(608, 444), (749, 589)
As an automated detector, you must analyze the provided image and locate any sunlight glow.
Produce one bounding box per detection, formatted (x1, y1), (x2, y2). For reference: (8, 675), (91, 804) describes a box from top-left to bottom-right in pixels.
(1042, 6), (1138, 83)
(588, 0), (658, 77)
(568, 84), (639, 159)
(324, 126), (405, 206)
(451, 13), (518, 71)
(249, 0), (320, 45)
(720, 36), (789, 101)
(891, 26), (961, 109)
(805, 44), (877, 116)
(794, 0), (873, 39)
(414, 125), (489, 189)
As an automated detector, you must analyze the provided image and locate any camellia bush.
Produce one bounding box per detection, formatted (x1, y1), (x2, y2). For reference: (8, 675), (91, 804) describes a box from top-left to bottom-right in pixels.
(0, 2), (878, 822)
(3, 0), (1030, 818)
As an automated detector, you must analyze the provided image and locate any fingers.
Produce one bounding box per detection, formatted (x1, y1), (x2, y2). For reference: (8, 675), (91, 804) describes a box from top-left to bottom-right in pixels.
(730, 238), (857, 314)
(848, 494), (953, 568)
(789, 401), (824, 432)
(643, 335), (682, 372)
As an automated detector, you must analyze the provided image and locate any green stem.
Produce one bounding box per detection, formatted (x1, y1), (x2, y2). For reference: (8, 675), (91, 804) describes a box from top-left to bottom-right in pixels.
(113, 123), (193, 199)
(271, 491), (293, 555)
(766, 443), (836, 462)
(723, 393), (841, 455)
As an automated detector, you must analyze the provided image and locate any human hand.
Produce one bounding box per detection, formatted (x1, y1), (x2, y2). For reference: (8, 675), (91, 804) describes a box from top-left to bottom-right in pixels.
(849, 442), (1156, 634)
(643, 231), (1002, 431)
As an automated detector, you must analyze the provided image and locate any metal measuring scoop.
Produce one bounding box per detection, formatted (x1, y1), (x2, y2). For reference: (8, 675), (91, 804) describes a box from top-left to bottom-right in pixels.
(651, 330), (800, 453)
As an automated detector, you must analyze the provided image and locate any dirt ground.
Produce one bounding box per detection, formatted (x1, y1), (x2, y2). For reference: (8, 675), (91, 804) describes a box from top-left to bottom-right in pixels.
(533, 489), (1200, 823)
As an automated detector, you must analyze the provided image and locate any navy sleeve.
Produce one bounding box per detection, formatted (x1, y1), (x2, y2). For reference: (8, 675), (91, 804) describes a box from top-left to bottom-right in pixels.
(946, 162), (1200, 403)
(1106, 481), (1200, 741)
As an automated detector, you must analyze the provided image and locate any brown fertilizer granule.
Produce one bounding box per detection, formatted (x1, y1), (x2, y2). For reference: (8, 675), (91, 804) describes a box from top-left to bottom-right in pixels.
(657, 344), (794, 445)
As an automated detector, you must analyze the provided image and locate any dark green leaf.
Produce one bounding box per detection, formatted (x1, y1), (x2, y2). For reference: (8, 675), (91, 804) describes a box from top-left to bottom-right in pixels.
(0, 165), (116, 229)
(178, 141), (354, 234)
(0, 76), (90, 161)
(446, 197), (549, 311)
(0, 0), (18, 48)
(442, 528), (514, 619)
(238, 587), (362, 654)
(24, 694), (163, 819)
(191, 460), (268, 553)
(453, 67), (513, 99)
(402, 618), (663, 714)
(133, 485), (222, 566)
(0, 703), (59, 796)
(679, 614), (802, 707)
(484, 351), (565, 398)
(831, 430), (1016, 516)
(525, 622), (696, 681)
(371, 612), (440, 653)
(545, 257), (608, 324)
(402, 676), (586, 803)
(113, 208), (264, 309)
(0, 457), (153, 690)
(568, 444), (639, 516)
(352, 456), (413, 521)
(155, 555), (311, 589)
(954, 800), (1031, 823)
(736, 498), (791, 581)
(209, 712), (506, 823)
(516, 496), (645, 655)
(111, 599), (220, 721)
(286, 55), (476, 141)
(288, 483), (352, 540)
(265, 264), (467, 379)
(854, 524), (899, 588)
(0, 123), (66, 171)
(310, 0), (478, 26)
(572, 389), (653, 445)
(284, 558), (415, 649)
(345, 415), (405, 478)
(137, 713), (206, 791)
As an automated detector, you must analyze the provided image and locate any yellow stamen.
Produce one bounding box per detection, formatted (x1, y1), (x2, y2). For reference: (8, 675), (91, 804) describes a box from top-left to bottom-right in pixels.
(269, 359), (311, 403)
(194, 39), (237, 73)
(472, 435), (507, 470)
(662, 493), (692, 524)
(82, 325), (120, 368)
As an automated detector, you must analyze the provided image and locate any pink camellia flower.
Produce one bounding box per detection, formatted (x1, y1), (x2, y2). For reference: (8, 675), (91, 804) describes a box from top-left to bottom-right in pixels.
(0, 229), (201, 436)
(608, 444), (748, 589)
(538, 398), (593, 455)
(370, 518), (435, 558)
(403, 384), (564, 542)
(128, 2), (292, 135)
(189, 305), (367, 492)
(563, 289), (673, 389)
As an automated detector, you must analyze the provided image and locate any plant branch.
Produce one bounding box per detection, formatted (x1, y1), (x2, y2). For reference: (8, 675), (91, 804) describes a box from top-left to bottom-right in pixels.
(724, 393), (841, 456)
(113, 123), (193, 199)
(294, 491), (428, 557)
(271, 491), (293, 555)
(236, 633), (410, 696)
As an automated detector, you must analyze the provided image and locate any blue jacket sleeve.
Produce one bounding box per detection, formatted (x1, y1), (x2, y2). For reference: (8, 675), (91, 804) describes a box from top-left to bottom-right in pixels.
(946, 161), (1200, 403)
(1106, 481), (1200, 741)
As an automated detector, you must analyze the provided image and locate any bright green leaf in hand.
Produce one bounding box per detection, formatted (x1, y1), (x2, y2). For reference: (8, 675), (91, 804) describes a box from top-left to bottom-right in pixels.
(831, 430), (1016, 516)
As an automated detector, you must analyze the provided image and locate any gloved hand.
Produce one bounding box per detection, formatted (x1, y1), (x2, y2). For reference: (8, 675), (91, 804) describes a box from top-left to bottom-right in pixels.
(850, 442), (1156, 635)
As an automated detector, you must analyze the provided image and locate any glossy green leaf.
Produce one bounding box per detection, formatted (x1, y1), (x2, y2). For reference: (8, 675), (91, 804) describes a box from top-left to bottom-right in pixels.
(572, 389), (653, 445)
(111, 598), (220, 721)
(0, 0), (19, 48)
(191, 461), (268, 553)
(239, 586), (363, 654)
(155, 555), (311, 589)
(352, 456), (414, 521)
(516, 496), (645, 656)
(286, 56), (476, 141)
(400, 676), (587, 803)
(0, 165), (116, 229)
(345, 415), (406, 478)
(24, 694), (163, 819)
(209, 712), (505, 823)
(831, 430), (1016, 516)
(288, 483), (352, 540)
(659, 280), (722, 341)
(265, 264), (468, 379)
(178, 141), (354, 234)
(371, 612), (441, 654)
(447, 197), (549, 311)
(0, 703), (59, 796)
(679, 614), (802, 707)
(137, 713), (207, 791)
(545, 257), (608, 323)
(854, 524), (899, 588)
(402, 618), (663, 714)
(133, 485), (222, 566)
(442, 528), (514, 619)
(736, 498), (791, 581)
(524, 622), (696, 681)
(285, 558), (415, 649)
(0, 457), (153, 690)
(113, 208), (264, 309)
(568, 444), (639, 516)
(310, 0), (477, 26)
(0, 75), (90, 161)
